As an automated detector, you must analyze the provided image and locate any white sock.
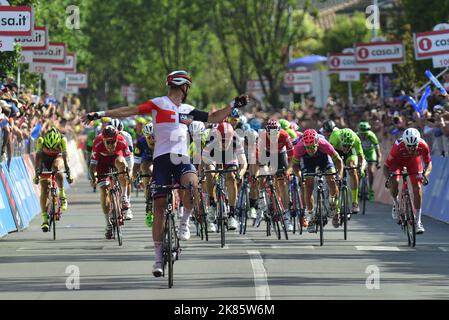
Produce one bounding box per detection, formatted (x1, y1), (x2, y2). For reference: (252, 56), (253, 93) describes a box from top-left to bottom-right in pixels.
(154, 241), (162, 262)
(104, 214), (111, 226)
(393, 196), (399, 206)
(181, 208), (192, 225)
(417, 208), (422, 224)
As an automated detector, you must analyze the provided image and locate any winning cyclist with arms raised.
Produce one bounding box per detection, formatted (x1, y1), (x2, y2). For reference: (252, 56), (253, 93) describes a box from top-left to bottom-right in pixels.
(83, 70), (248, 277)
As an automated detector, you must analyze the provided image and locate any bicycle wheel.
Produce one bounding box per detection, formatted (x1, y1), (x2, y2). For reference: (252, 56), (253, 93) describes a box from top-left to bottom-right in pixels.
(274, 193), (288, 240)
(51, 198), (57, 241)
(167, 213), (174, 288)
(361, 176), (367, 215)
(243, 187), (250, 235)
(200, 192), (208, 241)
(218, 197), (226, 248)
(110, 189), (123, 246)
(404, 194), (416, 247)
(317, 192), (324, 246)
(340, 186), (348, 241)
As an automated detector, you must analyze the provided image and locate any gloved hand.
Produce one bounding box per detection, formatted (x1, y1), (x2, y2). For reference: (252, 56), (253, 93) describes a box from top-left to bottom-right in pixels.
(81, 112), (103, 125)
(66, 170), (73, 184)
(233, 95), (249, 108)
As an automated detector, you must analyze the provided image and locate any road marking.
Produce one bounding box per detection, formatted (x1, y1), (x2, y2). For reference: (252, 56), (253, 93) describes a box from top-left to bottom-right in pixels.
(247, 250), (271, 300)
(438, 247), (449, 252)
(355, 246), (401, 251)
(270, 245), (314, 250)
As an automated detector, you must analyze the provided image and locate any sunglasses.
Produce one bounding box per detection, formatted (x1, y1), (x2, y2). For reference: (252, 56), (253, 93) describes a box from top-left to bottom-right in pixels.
(104, 139), (116, 146)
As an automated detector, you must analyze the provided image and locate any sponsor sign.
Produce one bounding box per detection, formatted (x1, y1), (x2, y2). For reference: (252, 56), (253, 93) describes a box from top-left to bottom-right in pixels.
(67, 72), (88, 88)
(414, 28), (449, 60)
(293, 84), (311, 93)
(284, 71), (312, 86)
(354, 41), (404, 64)
(33, 42), (66, 64)
(328, 53), (368, 72)
(432, 55), (449, 68)
(0, 6), (33, 36)
(15, 25), (47, 51)
(368, 63), (393, 74)
(0, 36), (14, 51)
(52, 53), (76, 72)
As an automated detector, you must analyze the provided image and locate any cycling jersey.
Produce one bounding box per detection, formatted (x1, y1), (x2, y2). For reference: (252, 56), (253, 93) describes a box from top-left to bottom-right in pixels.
(385, 138), (431, 184)
(329, 129), (363, 155)
(137, 97), (208, 159)
(202, 135), (245, 166)
(134, 136), (154, 164)
(258, 129), (294, 158)
(120, 130), (134, 153)
(292, 137), (338, 174)
(358, 130), (379, 162)
(90, 134), (131, 165)
(36, 136), (68, 156)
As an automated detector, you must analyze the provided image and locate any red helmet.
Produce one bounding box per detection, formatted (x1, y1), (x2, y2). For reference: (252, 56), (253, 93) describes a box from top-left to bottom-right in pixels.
(102, 125), (118, 141)
(166, 70), (192, 87)
(303, 129), (318, 147)
(216, 122), (234, 141)
(266, 119), (280, 131)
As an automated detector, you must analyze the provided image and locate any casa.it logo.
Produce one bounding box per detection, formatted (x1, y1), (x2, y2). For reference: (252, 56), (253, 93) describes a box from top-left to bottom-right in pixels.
(419, 38), (432, 51)
(330, 57), (340, 68)
(358, 48), (370, 60)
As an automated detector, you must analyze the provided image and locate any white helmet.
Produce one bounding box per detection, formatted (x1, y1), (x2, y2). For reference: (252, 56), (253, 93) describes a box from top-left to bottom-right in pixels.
(402, 128), (421, 147)
(189, 121), (205, 135)
(246, 129), (259, 143)
(166, 70), (192, 87)
(143, 122), (154, 136)
(110, 119), (121, 130)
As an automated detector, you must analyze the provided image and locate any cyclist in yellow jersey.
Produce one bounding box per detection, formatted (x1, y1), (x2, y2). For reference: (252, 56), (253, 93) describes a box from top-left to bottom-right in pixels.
(33, 127), (73, 232)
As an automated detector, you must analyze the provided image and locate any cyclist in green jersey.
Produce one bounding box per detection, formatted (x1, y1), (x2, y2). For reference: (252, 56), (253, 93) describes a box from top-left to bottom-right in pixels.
(329, 128), (366, 214)
(357, 121), (382, 202)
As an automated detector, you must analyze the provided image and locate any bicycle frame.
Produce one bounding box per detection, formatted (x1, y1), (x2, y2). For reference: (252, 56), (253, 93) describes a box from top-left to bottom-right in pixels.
(41, 170), (62, 240)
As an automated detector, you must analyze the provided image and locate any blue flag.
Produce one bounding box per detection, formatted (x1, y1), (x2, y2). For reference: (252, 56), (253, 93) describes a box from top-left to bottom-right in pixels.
(417, 86), (431, 113)
(425, 70), (448, 95)
(30, 122), (42, 140)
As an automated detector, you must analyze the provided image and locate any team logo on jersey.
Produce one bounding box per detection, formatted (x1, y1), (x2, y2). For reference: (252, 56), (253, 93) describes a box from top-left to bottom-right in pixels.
(179, 113), (194, 125)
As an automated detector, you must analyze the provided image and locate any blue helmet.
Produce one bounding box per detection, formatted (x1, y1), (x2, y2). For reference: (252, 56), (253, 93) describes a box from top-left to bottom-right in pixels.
(230, 108), (241, 118)
(249, 118), (262, 131)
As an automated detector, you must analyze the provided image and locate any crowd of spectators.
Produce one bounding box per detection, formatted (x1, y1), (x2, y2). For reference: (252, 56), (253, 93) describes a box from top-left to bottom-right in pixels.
(0, 76), (85, 167)
(244, 87), (449, 157)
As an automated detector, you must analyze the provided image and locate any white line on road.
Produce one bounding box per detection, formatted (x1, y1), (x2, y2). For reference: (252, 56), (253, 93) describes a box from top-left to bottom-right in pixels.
(247, 250), (271, 300)
(355, 246), (401, 251)
(270, 245), (314, 250)
(438, 247), (449, 252)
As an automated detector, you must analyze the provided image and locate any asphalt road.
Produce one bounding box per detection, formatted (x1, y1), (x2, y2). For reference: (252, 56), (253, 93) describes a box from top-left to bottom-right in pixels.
(1, 177), (449, 300)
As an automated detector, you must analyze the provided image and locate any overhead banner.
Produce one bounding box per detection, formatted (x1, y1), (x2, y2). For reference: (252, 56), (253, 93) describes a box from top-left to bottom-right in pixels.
(33, 42), (66, 64)
(0, 6), (33, 36)
(414, 29), (449, 60)
(52, 53), (76, 72)
(15, 25), (48, 51)
(354, 41), (405, 64)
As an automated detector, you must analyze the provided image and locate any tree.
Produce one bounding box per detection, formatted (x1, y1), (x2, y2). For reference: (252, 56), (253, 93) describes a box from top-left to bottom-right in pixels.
(212, 0), (317, 109)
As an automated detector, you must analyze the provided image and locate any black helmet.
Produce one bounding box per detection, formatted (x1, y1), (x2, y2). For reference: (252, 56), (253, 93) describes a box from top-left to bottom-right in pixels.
(323, 120), (336, 133)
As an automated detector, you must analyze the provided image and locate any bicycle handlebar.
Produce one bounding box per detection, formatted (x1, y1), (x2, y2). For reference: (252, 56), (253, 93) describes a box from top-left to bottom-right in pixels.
(149, 183), (193, 191)
(204, 168), (238, 174)
(303, 172), (338, 178)
(98, 171), (129, 178)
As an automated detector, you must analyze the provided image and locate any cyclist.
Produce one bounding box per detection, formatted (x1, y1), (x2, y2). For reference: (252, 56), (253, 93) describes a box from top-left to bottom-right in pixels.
(33, 127), (73, 232)
(291, 129), (343, 231)
(86, 120), (102, 183)
(383, 128), (432, 234)
(82, 70), (249, 277)
(280, 119), (298, 140)
(188, 121), (207, 166)
(111, 118), (134, 220)
(329, 128), (366, 214)
(322, 119), (338, 140)
(357, 121), (382, 202)
(135, 122), (156, 227)
(242, 125), (259, 220)
(202, 122), (248, 232)
(89, 125), (132, 239)
(256, 119), (294, 231)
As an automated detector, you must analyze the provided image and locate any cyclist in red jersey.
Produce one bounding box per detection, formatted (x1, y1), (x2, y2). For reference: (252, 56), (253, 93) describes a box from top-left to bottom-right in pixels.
(256, 119), (294, 231)
(383, 128), (432, 234)
(90, 126), (132, 239)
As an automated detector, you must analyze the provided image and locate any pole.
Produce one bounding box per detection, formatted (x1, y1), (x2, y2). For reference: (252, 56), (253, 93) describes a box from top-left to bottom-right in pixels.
(348, 81), (353, 105)
(17, 64), (21, 91)
(38, 74), (41, 97)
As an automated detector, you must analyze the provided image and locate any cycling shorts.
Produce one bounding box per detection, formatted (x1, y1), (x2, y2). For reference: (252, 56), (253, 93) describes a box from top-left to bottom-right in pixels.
(386, 157), (423, 184)
(301, 153), (335, 175)
(41, 153), (63, 172)
(152, 153), (196, 198)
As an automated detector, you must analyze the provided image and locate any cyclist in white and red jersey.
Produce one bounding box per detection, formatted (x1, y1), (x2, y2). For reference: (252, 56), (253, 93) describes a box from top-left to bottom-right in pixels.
(291, 129), (343, 232)
(83, 70), (249, 277)
(384, 128), (432, 234)
(202, 122), (248, 232)
(90, 126), (132, 239)
(256, 119), (294, 231)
